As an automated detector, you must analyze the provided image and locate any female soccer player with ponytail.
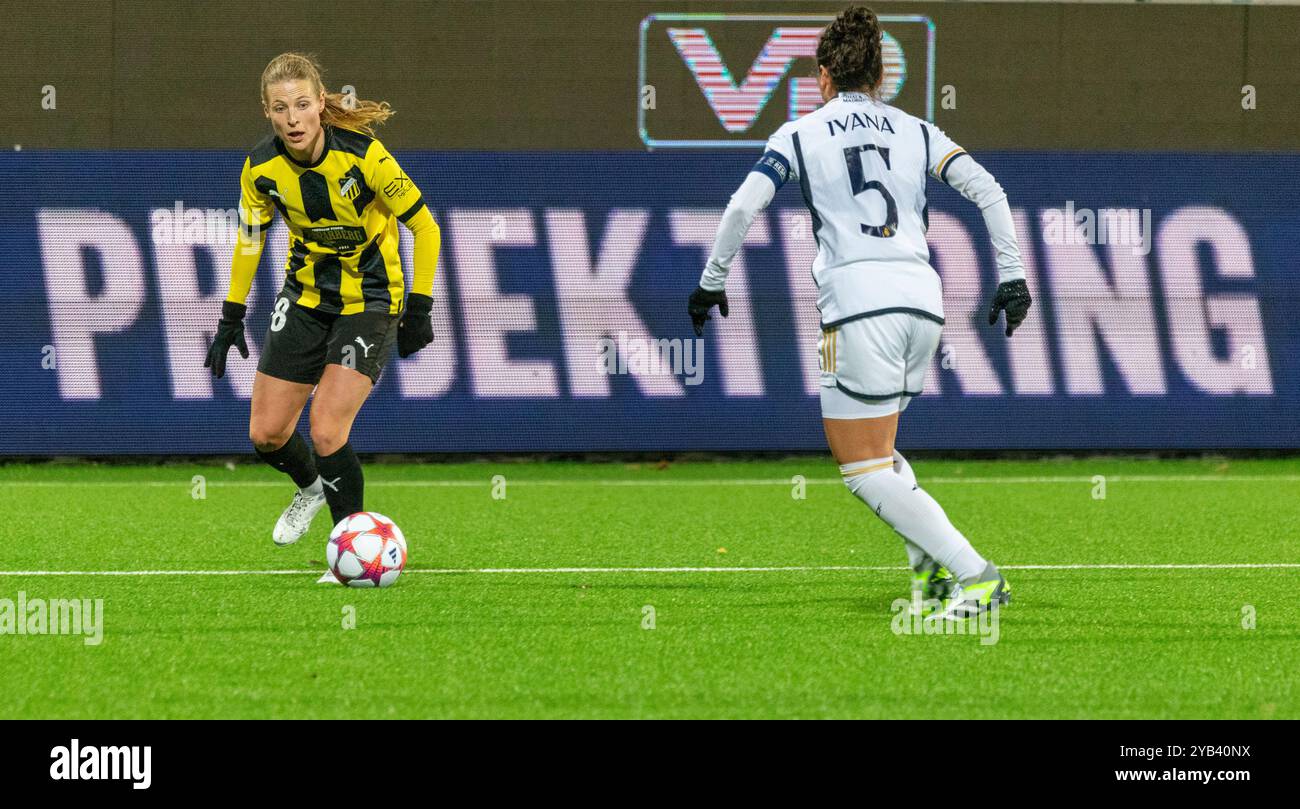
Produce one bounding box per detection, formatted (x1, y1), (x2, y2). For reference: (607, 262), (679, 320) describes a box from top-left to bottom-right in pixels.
(205, 52), (440, 546)
(689, 7), (1031, 620)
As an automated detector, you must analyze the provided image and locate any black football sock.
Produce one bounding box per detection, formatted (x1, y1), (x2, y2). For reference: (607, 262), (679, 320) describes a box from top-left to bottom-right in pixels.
(315, 442), (364, 526)
(254, 432), (319, 489)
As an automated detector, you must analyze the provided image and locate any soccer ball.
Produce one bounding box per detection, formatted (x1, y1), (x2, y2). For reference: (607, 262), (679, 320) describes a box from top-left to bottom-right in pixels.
(326, 512), (408, 588)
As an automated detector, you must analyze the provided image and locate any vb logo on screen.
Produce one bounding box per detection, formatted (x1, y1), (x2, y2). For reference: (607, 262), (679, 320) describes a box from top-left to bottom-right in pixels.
(638, 13), (935, 148)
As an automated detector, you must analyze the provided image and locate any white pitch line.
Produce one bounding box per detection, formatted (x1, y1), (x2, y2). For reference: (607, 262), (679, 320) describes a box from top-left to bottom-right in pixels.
(2, 475), (1298, 489)
(0, 569), (312, 576)
(413, 563), (1300, 573)
(1002, 563), (1300, 570)
(0, 563), (1297, 577)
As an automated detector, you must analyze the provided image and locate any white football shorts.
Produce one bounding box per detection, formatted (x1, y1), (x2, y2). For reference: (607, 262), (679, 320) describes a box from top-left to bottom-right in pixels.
(817, 311), (943, 419)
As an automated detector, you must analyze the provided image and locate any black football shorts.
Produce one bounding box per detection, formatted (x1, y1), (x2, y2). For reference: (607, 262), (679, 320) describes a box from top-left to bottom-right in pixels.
(257, 296), (398, 385)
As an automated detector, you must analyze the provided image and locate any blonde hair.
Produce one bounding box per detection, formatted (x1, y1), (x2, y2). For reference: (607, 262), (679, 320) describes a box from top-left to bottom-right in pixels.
(260, 52), (394, 136)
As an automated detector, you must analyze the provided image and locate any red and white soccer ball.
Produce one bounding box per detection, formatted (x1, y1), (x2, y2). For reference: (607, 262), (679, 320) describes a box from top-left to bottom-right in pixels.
(327, 512), (408, 588)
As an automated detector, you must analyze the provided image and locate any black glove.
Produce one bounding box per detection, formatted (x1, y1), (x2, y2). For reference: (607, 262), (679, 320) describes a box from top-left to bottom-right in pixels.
(398, 293), (434, 358)
(987, 279), (1032, 337)
(204, 301), (248, 378)
(688, 286), (728, 337)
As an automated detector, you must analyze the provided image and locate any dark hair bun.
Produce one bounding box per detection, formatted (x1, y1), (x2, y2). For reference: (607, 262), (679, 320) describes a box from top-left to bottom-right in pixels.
(816, 5), (884, 95)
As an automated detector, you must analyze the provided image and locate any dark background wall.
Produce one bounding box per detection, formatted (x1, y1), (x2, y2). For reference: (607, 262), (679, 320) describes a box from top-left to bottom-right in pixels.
(2, 0), (1296, 151)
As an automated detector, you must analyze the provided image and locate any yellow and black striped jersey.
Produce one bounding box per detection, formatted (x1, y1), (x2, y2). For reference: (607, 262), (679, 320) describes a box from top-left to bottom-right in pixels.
(233, 125), (432, 315)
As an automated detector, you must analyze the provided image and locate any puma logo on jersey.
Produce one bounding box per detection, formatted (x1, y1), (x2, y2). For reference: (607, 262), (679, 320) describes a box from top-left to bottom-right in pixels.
(354, 336), (374, 357)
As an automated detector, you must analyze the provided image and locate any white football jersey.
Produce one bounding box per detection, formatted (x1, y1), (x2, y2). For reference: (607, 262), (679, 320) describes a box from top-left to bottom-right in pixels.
(758, 91), (967, 328)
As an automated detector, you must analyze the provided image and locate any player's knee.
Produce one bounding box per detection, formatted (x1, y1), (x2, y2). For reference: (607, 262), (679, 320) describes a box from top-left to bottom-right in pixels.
(249, 423), (291, 453)
(839, 458), (895, 508)
(310, 420), (348, 457)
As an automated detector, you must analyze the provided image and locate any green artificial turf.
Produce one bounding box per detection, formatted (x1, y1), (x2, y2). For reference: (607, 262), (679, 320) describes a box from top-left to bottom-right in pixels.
(0, 456), (1296, 718)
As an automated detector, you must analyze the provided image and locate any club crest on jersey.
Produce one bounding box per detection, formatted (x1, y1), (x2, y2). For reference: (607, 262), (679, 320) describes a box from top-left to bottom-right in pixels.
(338, 176), (360, 201)
(827, 112), (895, 137)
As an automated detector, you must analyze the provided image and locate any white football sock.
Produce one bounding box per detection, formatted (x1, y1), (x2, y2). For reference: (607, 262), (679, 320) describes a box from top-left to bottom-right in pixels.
(902, 539), (928, 570)
(841, 458), (986, 581)
(891, 450), (927, 568)
(892, 450), (917, 486)
(302, 476), (324, 497)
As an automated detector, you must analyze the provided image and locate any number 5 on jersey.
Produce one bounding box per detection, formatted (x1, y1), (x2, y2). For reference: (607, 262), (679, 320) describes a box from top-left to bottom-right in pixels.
(842, 144), (898, 238)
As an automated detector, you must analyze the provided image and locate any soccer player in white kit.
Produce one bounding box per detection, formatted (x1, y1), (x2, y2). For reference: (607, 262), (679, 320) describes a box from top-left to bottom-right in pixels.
(689, 6), (1032, 619)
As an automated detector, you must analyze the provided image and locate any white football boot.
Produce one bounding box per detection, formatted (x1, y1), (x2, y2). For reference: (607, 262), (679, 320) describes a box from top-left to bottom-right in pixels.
(927, 562), (1011, 622)
(272, 480), (328, 546)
